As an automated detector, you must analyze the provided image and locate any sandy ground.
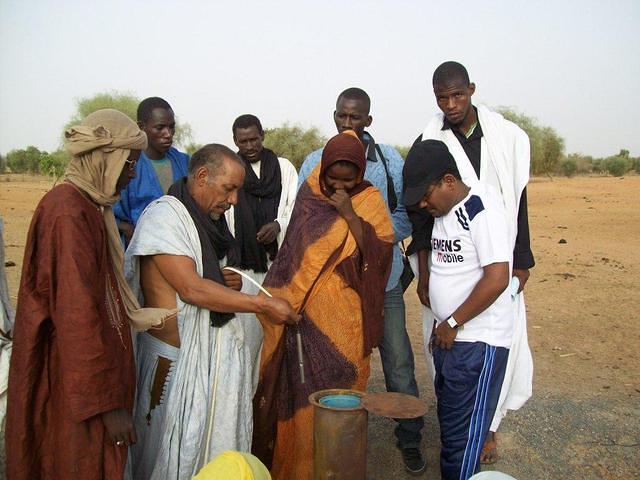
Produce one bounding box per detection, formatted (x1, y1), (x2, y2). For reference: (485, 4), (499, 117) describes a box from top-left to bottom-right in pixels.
(1, 174), (639, 479)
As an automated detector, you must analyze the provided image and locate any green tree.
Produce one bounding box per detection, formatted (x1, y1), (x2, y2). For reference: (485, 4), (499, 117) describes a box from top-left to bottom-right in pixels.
(6, 146), (46, 173)
(40, 149), (70, 178)
(64, 92), (138, 130)
(263, 123), (327, 170)
(0, 153), (5, 172)
(394, 145), (410, 160)
(498, 107), (565, 175)
(564, 153), (593, 174)
(577, 154), (594, 174)
(603, 155), (630, 177)
(64, 91), (193, 147)
(560, 158), (577, 177)
(592, 158), (604, 173)
(614, 149), (640, 173)
(172, 122), (193, 149)
(618, 149), (630, 159)
(183, 142), (203, 157)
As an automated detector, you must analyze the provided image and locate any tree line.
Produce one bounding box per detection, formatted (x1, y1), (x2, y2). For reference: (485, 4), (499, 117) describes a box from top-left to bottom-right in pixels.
(497, 107), (639, 177)
(1, 92), (638, 178)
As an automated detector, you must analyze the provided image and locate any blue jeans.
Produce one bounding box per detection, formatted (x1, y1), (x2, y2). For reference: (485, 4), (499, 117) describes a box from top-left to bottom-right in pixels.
(378, 282), (424, 449)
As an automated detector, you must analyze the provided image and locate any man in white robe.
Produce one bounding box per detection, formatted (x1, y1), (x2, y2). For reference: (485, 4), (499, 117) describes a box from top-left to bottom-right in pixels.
(125, 144), (299, 480)
(0, 217), (14, 476)
(0, 218), (13, 336)
(408, 61), (534, 463)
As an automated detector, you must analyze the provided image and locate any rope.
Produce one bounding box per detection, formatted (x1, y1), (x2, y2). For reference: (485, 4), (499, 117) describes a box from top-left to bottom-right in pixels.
(222, 266), (273, 297)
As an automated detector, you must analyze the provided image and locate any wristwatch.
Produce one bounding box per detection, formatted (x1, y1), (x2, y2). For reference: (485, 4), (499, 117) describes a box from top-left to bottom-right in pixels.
(446, 316), (459, 330)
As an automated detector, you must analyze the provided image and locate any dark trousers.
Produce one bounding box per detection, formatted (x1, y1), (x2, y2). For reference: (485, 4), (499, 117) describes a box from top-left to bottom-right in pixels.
(433, 342), (508, 480)
(378, 282), (424, 448)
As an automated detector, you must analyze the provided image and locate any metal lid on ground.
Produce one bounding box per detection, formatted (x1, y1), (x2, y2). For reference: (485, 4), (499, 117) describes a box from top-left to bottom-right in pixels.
(361, 392), (428, 419)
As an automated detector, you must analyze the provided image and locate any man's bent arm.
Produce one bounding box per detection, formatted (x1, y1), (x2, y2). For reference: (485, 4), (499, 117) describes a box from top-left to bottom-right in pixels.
(406, 206), (434, 256)
(435, 262), (510, 349)
(512, 188), (534, 293)
(416, 248), (430, 307)
(451, 262), (509, 325)
(513, 187), (535, 269)
(149, 254), (297, 323)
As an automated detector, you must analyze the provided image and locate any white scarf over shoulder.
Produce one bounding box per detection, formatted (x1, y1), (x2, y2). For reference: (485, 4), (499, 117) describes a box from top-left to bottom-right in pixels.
(422, 105), (530, 243)
(421, 105), (533, 427)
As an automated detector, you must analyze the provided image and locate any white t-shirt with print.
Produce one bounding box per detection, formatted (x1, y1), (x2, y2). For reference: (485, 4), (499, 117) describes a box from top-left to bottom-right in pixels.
(429, 183), (514, 348)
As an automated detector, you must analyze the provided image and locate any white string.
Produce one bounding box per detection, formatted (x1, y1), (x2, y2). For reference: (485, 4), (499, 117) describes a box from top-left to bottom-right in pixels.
(222, 266), (273, 297)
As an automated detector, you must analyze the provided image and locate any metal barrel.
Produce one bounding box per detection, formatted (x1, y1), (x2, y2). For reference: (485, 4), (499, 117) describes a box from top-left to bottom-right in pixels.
(308, 389), (368, 480)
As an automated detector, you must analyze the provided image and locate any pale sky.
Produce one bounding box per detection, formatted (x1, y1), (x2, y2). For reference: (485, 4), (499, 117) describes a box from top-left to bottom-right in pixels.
(1, 0), (638, 158)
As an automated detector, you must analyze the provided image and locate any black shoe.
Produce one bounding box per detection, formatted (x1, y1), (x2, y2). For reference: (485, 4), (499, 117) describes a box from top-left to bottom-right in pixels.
(400, 446), (426, 476)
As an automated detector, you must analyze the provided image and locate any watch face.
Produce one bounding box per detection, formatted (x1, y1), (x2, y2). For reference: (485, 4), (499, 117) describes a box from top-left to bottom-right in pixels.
(447, 317), (458, 329)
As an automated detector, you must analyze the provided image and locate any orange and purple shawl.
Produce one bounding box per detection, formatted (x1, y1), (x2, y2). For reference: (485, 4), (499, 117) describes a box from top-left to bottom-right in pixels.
(252, 132), (394, 476)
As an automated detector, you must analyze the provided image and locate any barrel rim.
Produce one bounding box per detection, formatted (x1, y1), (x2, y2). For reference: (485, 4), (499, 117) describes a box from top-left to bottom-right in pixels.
(308, 388), (366, 411)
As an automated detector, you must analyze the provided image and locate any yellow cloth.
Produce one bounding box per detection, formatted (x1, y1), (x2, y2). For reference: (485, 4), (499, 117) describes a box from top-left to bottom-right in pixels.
(194, 451), (271, 480)
(64, 109), (176, 331)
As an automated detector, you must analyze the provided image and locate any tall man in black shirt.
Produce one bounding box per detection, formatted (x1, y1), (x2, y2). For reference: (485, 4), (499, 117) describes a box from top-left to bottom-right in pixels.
(409, 61), (534, 464)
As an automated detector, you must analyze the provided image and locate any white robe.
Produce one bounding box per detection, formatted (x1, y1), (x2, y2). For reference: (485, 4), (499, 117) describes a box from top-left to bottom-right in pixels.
(125, 196), (259, 479)
(417, 105), (533, 431)
(0, 218), (14, 334)
(0, 218), (14, 477)
(225, 156), (298, 392)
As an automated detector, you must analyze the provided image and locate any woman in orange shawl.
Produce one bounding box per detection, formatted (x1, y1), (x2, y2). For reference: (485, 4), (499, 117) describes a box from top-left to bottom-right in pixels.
(253, 131), (394, 479)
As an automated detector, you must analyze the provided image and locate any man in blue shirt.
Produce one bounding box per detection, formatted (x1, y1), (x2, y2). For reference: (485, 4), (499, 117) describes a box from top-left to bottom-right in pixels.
(114, 97), (189, 244)
(297, 87), (426, 475)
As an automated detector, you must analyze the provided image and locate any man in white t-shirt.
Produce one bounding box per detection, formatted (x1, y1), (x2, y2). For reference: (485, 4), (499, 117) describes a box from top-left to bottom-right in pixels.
(402, 139), (513, 480)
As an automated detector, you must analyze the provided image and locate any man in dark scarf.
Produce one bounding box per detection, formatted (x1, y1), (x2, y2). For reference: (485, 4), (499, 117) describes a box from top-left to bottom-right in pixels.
(231, 114), (294, 273)
(125, 144), (300, 478)
(168, 177), (239, 326)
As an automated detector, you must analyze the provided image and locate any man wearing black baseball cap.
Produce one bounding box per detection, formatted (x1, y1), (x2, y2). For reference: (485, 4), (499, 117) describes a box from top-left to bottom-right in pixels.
(403, 139), (515, 480)
(403, 140), (462, 212)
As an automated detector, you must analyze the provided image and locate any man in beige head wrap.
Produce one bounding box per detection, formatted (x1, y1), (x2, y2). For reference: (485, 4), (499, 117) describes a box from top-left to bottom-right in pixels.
(5, 109), (174, 480)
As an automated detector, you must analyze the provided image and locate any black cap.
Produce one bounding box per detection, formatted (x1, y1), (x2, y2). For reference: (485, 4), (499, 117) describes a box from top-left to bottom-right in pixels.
(402, 140), (459, 207)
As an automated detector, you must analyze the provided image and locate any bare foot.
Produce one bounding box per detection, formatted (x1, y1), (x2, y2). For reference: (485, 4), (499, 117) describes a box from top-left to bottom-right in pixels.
(480, 431), (498, 464)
